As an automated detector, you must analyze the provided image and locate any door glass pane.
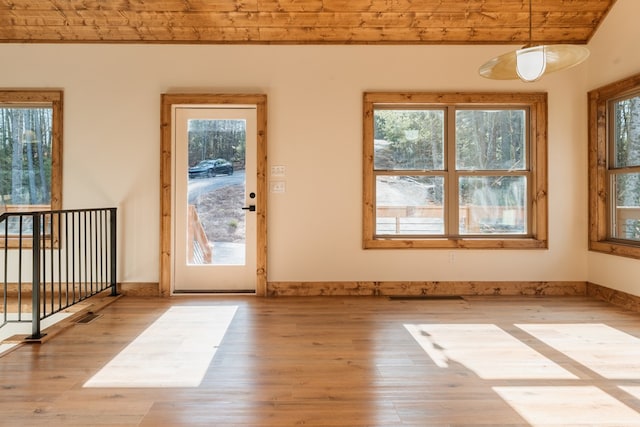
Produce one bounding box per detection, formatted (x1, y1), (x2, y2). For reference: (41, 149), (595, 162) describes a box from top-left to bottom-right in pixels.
(375, 175), (444, 235)
(373, 109), (445, 170)
(459, 176), (527, 235)
(186, 119), (246, 265)
(456, 110), (526, 171)
(613, 172), (640, 241)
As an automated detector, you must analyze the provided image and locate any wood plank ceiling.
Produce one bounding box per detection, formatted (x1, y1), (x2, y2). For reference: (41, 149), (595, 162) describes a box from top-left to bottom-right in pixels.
(0, 0), (617, 44)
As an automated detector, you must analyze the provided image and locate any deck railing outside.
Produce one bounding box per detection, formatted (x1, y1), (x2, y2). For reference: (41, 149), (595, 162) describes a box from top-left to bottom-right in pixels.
(376, 205), (526, 235)
(1, 207), (117, 339)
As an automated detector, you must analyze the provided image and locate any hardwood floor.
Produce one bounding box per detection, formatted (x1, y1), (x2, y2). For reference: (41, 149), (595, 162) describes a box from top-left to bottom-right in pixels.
(2, 295), (640, 426)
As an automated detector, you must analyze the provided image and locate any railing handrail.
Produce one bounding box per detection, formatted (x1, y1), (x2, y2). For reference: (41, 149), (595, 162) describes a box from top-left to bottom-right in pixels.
(2, 206), (115, 217)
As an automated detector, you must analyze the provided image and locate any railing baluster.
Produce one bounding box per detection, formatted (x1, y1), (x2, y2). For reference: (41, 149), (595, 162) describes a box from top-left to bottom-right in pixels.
(83, 211), (88, 298)
(71, 211), (76, 302)
(42, 212), (48, 318)
(110, 208), (117, 296)
(46, 212), (52, 317)
(92, 210), (96, 294)
(99, 210), (104, 290)
(30, 213), (42, 339)
(3, 216), (8, 326)
(57, 211), (62, 310)
(88, 211), (93, 295)
(18, 216), (23, 321)
(64, 211), (69, 307)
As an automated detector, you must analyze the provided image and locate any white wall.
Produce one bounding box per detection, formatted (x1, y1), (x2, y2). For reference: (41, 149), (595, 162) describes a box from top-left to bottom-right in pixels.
(0, 35), (592, 285)
(586, 0), (640, 295)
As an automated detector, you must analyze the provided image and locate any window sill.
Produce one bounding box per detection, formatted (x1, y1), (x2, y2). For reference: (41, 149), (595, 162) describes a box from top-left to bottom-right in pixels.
(364, 237), (548, 249)
(589, 240), (640, 260)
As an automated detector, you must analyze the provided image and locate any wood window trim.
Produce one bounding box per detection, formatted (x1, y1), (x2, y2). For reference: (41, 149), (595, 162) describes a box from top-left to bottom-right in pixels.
(588, 73), (640, 259)
(363, 92), (548, 250)
(0, 90), (63, 249)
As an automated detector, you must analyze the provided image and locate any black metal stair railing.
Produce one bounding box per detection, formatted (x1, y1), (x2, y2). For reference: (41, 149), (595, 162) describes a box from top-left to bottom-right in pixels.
(1, 207), (117, 339)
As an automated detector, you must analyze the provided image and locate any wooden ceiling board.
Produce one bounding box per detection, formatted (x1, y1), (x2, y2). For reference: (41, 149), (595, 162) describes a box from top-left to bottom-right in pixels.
(0, 0), (617, 44)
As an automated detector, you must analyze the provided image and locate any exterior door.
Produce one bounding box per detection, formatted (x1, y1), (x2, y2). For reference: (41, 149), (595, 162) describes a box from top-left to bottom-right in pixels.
(173, 106), (257, 292)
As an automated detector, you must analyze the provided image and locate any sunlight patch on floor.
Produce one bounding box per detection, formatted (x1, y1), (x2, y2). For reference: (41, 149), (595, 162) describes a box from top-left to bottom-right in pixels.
(516, 323), (640, 379)
(84, 305), (237, 388)
(404, 323), (576, 379)
(494, 386), (640, 426)
(621, 386), (640, 400)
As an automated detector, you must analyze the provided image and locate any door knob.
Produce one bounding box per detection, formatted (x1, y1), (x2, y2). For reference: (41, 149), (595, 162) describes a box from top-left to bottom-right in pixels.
(242, 205), (256, 212)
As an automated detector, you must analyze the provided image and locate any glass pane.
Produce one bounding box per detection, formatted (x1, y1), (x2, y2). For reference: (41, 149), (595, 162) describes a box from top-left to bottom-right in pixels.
(456, 110), (526, 170)
(187, 119), (246, 265)
(373, 109), (444, 170)
(0, 107), (53, 207)
(613, 173), (640, 241)
(459, 176), (527, 235)
(613, 95), (640, 168)
(375, 175), (444, 235)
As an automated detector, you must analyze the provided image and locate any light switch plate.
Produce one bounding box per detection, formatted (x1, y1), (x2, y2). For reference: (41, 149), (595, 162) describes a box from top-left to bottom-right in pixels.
(271, 165), (286, 177)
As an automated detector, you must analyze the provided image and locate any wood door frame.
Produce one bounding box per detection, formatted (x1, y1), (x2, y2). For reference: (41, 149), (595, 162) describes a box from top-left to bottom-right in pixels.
(160, 93), (268, 296)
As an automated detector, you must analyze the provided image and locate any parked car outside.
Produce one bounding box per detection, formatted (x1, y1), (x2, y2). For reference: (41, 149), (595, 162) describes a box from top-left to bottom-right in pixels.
(188, 159), (234, 178)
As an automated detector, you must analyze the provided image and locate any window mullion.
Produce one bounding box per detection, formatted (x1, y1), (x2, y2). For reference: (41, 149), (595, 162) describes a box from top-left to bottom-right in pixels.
(446, 106), (458, 236)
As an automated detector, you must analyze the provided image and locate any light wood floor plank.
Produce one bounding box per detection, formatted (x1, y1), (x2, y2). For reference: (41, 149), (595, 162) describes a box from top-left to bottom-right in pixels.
(1, 295), (640, 426)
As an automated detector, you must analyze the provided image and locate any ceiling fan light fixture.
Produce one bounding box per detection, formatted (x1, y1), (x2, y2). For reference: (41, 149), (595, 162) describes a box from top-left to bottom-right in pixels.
(515, 45), (547, 82)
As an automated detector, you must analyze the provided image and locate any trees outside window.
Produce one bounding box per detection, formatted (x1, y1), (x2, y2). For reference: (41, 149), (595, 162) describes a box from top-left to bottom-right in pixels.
(589, 73), (640, 258)
(0, 90), (62, 246)
(187, 119), (246, 169)
(363, 92), (548, 249)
